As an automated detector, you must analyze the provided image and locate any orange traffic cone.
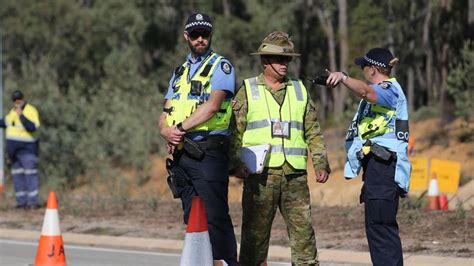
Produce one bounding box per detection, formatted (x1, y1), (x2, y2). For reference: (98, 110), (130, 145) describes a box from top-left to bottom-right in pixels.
(439, 193), (449, 211)
(427, 174), (440, 210)
(35, 191), (66, 266)
(180, 196), (213, 266)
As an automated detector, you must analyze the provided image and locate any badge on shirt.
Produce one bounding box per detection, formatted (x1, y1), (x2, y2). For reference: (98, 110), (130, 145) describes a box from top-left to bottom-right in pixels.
(221, 62), (232, 74)
(271, 119), (290, 138)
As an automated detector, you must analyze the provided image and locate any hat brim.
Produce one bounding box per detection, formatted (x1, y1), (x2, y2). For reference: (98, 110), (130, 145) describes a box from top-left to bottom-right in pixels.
(185, 26), (212, 33)
(250, 51), (301, 57)
(354, 56), (368, 66)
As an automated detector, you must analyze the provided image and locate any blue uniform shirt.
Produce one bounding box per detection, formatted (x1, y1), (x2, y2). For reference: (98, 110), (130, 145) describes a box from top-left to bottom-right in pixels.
(165, 49), (236, 141)
(373, 82), (398, 109)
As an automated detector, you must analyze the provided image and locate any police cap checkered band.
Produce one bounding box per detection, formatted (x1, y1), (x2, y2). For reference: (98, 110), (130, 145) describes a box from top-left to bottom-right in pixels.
(354, 48), (395, 68)
(185, 13), (213, 33)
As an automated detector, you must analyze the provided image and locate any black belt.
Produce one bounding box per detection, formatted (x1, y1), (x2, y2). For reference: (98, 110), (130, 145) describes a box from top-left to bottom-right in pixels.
(197, 135), (229, 151)
(360, 140), (397, 162)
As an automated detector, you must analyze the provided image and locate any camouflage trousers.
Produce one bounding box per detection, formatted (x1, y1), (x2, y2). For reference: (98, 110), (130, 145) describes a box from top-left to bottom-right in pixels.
(239, 170), (319, 266)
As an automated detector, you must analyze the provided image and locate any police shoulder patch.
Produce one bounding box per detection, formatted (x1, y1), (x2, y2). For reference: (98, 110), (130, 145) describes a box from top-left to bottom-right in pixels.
(221, 61), (232, 74)
(380, 81), (392, 89)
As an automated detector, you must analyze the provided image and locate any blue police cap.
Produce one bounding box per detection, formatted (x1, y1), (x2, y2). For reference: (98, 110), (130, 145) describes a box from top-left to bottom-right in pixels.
(11, 90), (24, 102)
(185, 13), (213, 33)
(354, 48), (397, 68)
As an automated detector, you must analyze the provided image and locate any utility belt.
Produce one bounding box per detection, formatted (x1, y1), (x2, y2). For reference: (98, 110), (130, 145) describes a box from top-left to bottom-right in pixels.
(180, 135), (229, 161)
(195, 135), (229, 151)
(166, 135), (229, 198)
(357, 140), (396, 162)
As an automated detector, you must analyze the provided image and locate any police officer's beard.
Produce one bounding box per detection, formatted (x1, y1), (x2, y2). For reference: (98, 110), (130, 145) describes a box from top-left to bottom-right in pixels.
(188, 39), (212, 57)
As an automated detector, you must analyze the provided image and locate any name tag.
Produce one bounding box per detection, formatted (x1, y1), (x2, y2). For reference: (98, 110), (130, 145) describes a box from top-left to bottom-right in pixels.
(271, 120), (290, 138)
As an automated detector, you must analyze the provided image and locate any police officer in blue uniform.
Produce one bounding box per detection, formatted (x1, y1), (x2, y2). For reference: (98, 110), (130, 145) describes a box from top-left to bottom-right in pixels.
(0, 90), (41, 209)
(327, 48), (411, 266)
(158, 13), (238, 265)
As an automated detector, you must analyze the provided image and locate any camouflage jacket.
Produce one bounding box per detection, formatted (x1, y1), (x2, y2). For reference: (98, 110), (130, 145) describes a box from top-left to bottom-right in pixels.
(229, 74), (331, 175)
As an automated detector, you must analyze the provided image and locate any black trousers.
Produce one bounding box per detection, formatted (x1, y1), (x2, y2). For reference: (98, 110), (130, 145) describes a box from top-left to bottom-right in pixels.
(175, 146), (239, 265)
(361, 154), (403, 266)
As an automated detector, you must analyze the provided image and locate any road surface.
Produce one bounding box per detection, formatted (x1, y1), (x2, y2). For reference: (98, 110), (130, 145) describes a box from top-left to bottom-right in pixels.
(0, 239), (294, 266)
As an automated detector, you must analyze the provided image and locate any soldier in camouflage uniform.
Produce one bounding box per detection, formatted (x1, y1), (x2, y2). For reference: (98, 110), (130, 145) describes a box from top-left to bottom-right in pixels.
(230, 31), (331, 266)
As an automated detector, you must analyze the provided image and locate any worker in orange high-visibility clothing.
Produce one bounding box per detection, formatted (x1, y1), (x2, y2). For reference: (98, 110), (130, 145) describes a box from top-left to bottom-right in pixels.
(0, 90), (41, 209)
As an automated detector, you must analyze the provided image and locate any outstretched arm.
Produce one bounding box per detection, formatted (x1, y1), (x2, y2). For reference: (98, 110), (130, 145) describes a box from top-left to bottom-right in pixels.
(326, 71), (377, 103)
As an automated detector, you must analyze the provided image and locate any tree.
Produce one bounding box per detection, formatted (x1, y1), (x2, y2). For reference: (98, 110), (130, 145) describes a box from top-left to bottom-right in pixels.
(446, 42), (474, 118)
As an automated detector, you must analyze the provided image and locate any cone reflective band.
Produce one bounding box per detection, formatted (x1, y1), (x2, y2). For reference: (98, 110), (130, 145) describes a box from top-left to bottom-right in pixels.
(180, 196), (213, 266)
(35, 192), (66, 266)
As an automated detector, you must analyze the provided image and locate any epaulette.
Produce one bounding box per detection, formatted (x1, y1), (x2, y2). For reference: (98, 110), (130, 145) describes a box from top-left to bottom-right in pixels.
(200, 64), (213, 77)
(200, 53), (220, 77)
(174, 65), (185, 78)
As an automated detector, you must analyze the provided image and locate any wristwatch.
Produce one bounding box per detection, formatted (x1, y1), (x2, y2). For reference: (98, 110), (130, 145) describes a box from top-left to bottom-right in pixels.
(176, 122), (186, 132)
(341, 71), (349, 82)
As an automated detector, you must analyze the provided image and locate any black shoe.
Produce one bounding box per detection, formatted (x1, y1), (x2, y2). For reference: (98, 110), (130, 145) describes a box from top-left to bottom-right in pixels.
(14, 204), (27, 209)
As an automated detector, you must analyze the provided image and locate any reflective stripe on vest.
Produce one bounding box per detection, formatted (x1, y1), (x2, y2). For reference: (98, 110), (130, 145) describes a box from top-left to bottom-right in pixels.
(242, 77), (308, 170)
(166, 53), (232, 132)
(5, 103), (40, 142)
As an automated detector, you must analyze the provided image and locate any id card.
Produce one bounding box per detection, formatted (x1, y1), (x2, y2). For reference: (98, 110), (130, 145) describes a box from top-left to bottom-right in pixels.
(271, 120), (290, 138)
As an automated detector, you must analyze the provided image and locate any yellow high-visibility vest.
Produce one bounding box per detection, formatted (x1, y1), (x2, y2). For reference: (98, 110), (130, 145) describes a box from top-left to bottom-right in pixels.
(166, 53), (232, 132)
(358, 103), (395, 140)
(242, 77), (308, 170)
(5, 103), (40, 142)
(357, 79), (397, 140)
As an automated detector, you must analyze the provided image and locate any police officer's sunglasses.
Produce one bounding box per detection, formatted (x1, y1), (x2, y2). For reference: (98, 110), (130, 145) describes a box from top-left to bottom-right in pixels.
(188, 30), (211, 40)
(360, 63), (373, 69)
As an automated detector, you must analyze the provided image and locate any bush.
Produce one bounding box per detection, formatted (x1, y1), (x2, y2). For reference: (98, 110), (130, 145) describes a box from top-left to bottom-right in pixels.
(410, 106), (440, 122)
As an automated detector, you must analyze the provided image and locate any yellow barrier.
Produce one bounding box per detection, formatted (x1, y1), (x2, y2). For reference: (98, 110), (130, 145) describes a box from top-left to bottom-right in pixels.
(409, 157), (429, 191)
(430, 159), (461, 193)
(409, 157), (461, 193)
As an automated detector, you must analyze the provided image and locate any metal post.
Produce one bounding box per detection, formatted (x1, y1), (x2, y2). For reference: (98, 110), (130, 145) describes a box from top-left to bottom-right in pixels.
(0, 28), (4, 194)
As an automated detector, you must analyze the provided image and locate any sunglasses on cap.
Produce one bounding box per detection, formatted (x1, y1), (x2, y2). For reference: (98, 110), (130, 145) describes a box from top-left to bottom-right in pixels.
(266, 55), (293, 63)
(188, 30), (211, 40)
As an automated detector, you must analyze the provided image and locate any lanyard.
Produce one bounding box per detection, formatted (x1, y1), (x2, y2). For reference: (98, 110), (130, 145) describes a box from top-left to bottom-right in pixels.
(186, 51), (213, 83)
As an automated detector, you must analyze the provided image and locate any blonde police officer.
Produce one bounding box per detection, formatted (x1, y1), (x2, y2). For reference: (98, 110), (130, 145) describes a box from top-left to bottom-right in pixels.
(231, 31), (331, 266)
(158, 13), (238, 265)
(327, 48), (411, 266)
(0, 90), (41, 209)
